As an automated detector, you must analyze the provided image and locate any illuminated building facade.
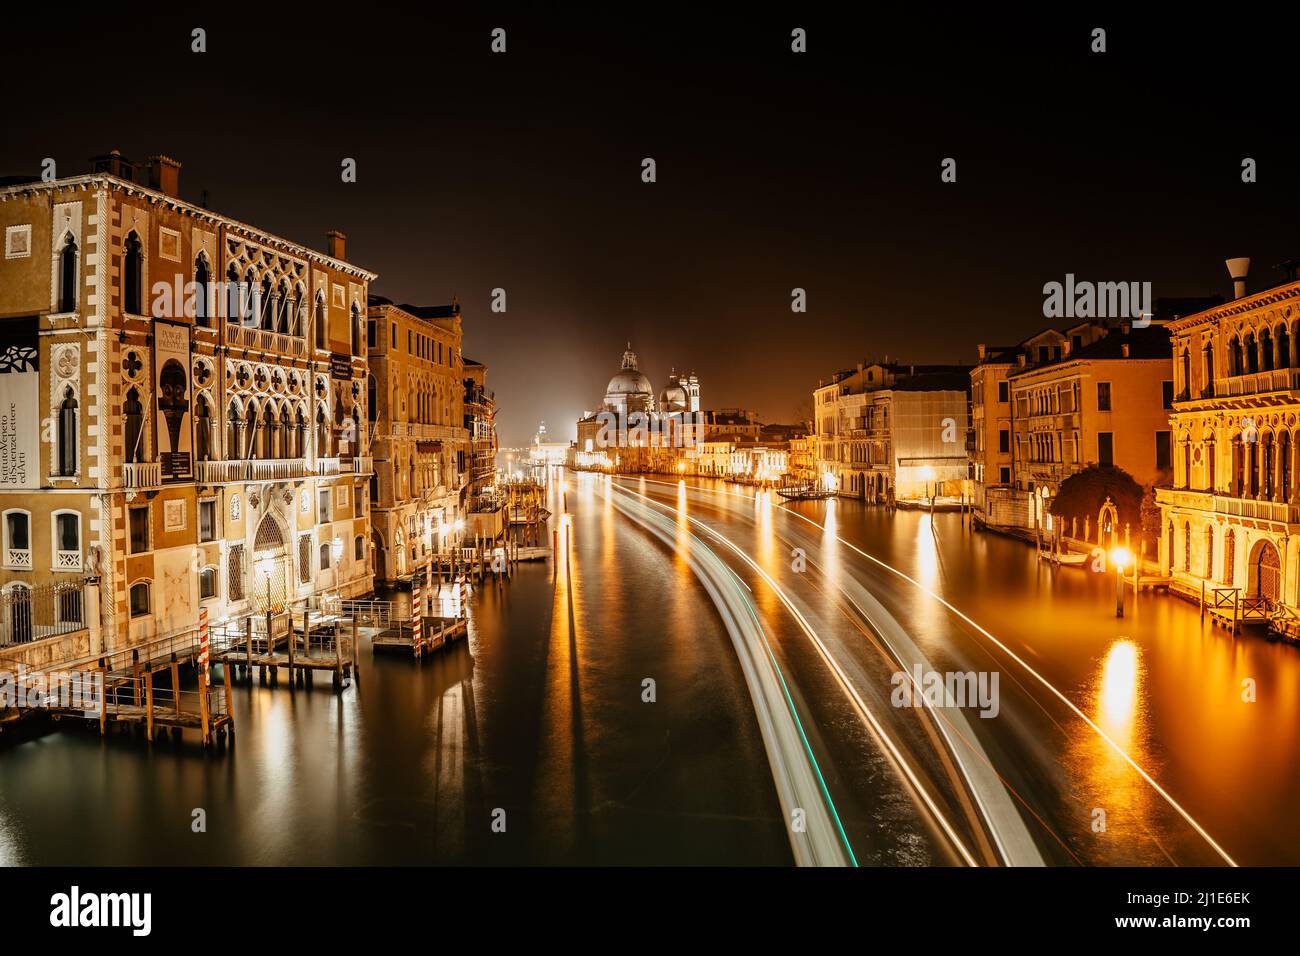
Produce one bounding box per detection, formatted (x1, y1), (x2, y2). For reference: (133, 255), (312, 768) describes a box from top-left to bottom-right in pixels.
(0, 151), (375, 663)
(366, 298), (468, 585)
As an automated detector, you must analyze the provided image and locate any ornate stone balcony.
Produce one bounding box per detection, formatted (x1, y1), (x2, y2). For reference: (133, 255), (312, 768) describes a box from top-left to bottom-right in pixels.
(1212, 368), (1300, 399)
(122, 461), (162, 491)
(195, 458), (307, 484)
(226, 322), (308, 358)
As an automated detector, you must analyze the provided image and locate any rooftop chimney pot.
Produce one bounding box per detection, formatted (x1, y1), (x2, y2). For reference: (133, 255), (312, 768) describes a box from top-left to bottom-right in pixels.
(147, 155), (181, 198)
(326, 230), (347, 260)
(1226, 257), (1251, 299)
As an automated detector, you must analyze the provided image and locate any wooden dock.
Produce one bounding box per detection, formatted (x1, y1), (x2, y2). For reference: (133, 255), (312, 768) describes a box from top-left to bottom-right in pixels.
(214, 610), (359, 690)
(372, 616), (467, 659)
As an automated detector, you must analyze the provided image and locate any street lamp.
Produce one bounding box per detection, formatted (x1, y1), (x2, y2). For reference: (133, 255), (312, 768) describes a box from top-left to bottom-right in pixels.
(920, 465), (937, 513)
(1110, 546), (1131, 617)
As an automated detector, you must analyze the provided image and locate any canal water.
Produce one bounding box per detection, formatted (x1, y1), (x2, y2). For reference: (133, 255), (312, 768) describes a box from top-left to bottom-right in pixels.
(0, 470), (789, 866)
(3, 469), (1297, 865)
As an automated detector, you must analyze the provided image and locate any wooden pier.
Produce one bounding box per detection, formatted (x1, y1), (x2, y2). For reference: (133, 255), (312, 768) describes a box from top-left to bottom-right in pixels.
(212, 609), (359, 690)
(372, 615), (468, 659)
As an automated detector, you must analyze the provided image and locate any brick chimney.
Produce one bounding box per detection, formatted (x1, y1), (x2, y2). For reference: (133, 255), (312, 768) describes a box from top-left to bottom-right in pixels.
(147, 155), (182, 197)
(326, 230), (347, 260)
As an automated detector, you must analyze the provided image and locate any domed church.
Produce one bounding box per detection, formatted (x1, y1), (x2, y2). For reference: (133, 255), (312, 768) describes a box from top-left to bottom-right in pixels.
(603, 344), (657, 416)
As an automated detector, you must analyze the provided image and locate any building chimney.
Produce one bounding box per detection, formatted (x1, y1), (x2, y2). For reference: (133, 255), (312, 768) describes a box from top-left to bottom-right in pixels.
(1226, 257), (1251, 299)
(1121, 342), (1130, 358)
(326, 230), (347, 260)
(147, 155), (182, 198)
(977, 343), (987, 360)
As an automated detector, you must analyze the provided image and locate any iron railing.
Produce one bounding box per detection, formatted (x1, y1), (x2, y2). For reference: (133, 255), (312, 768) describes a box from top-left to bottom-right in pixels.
(0, 579), (86, 647)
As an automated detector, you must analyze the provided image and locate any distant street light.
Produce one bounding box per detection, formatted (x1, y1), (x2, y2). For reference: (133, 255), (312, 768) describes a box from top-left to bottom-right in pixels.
(1110, 546), (1132, 617)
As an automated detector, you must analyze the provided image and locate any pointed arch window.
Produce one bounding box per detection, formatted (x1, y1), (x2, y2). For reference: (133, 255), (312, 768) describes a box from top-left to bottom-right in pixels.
(227, 402), (242, 460)
(260, 276), (274, 330)
(350, 304), (362, 356)
(279, 405), (292, 459)
(194, 254), (211, 326)
(226, 263), (240, 322)
(276, 279), (290, 334)
(294, 406), (307, 460)
(314, 293), (327, 349)
(195, 394), (213, 462)
(57, 387), (77, 476)
(123, 231), (143, 315)
(316, 405), (330, 457)
(124, 387), (144, 463)
(58, 234), (78, 312)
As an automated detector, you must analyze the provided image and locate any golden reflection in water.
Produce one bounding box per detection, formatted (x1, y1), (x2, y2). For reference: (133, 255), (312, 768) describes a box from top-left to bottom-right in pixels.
(675, 479), (691, 559)
(755, 490), (776, 571)
(1065, 638), (1158, 862)
(915, 514), (939, 589)
(822, 498), (837, 537)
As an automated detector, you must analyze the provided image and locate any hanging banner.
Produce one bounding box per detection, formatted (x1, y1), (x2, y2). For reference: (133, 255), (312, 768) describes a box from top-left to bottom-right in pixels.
(0, 317), (39, 489)
(153, 320), (192, 482)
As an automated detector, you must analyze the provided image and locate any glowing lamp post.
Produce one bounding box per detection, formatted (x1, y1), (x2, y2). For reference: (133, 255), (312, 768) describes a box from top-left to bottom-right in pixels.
(1110, 546), (1131, 617)
(920, 465), (937, 513)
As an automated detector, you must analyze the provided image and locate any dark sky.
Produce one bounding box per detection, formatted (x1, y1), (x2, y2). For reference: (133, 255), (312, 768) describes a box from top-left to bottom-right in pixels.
(6, 8), (1299, 445)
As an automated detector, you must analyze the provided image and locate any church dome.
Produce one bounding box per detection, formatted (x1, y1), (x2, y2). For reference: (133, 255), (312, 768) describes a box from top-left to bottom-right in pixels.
(659, 384), (687, 410)
(604, 344), (654, 411)
(608, 368), (654, 396)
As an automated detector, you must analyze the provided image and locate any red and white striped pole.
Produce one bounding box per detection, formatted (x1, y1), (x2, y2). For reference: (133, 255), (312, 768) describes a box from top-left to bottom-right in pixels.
(198, 606), (210, 687)
(412, 568), (423, 650)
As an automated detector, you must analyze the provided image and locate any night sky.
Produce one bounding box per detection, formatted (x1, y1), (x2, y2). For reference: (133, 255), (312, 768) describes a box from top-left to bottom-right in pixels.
(5, 9), (1298, 446)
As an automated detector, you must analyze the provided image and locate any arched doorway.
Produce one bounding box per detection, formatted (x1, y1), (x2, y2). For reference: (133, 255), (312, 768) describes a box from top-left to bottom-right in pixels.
(1249, 539), (1282, 603)
(252, 511), (290, 613)
(1098, 497), (1118, 549)
(372, 529), (387, 584)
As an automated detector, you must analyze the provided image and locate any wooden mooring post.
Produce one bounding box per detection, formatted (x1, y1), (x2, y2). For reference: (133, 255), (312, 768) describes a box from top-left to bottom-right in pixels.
(145, 669), (154, 742)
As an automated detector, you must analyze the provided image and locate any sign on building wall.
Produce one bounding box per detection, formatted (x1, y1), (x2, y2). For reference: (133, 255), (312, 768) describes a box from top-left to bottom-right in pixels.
(330, 353), (351, 380)
(0, 317), (39, 489)
(153, 320), (193, 482)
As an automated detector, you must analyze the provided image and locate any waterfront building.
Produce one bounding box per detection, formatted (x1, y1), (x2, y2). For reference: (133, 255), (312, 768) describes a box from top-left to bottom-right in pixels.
(1005, 320), (1178, 533)
(365, 297), (468, 586)
(528, 422), (569, 466)
(463, 358), (503, 541)
(0, 151), (375, 663)
(971, 324), (1107, 527)
(813, 362), (971, 501)
(1157, 265), (1300, 631)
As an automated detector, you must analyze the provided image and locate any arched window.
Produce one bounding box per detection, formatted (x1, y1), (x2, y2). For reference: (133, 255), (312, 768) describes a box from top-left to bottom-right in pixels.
(1204, 526), (1214, 579)
(294, 284), (306, 337)
(195, 395), (212, 462)
(194, 254), (211, 326)
(226, 263), (240, 321)
(260, 275), (274, 330)
(1230, 336), (1243, 376)
(58, 234), (78, 312)
(294, 407), (307, 460)
(1245, 332), (1259, 374)
(354, 535), (364, 561)
(57, 386), (77, 476)
(227, 401), (242, 459)
(262, 403), (276, 459)
(243, 268), (257, 323)
(1203, 343), (1215, 395)
(279, 405), (292, 459)
(1279, 325), (1291, 369)
(1180, 350), (1191, 396)
(129, 581), (151, 617)
(368, 376), (378, 422)
(350, 304), (362, 356)
(320, 542), (332, 570)
(273, 279), (287, 334)
(199, 566), (218, 600)
(314, 293), (326, 349)
(316, 405), (330, 457)
(1261, 328), (1274, 372)
(123, 387), (143, 463)
(123, 231), (143, 315)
